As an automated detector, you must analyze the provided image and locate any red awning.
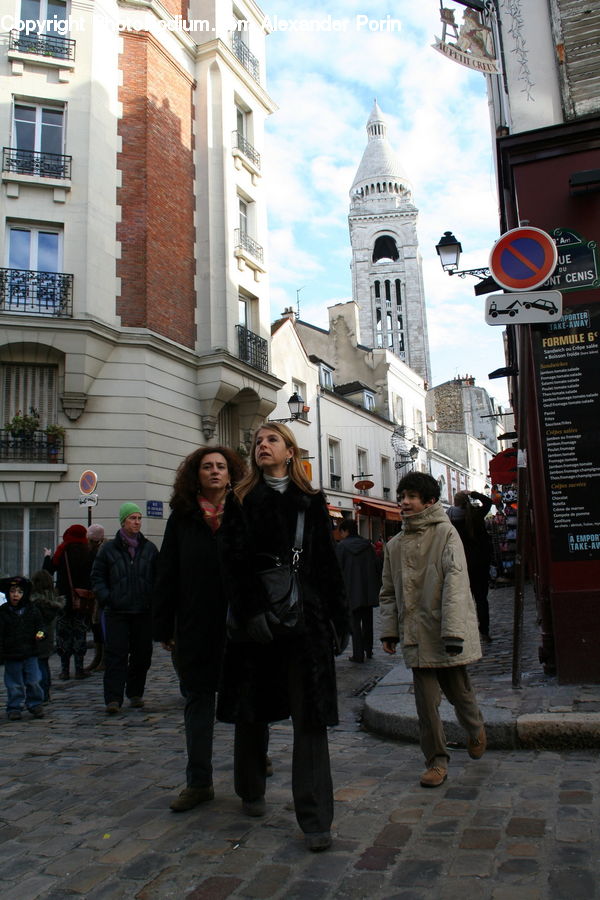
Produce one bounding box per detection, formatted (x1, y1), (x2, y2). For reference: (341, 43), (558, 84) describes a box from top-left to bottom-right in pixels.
(353, 497), (402, 521)
(327, 505), (343, 519)
(489, 448), (518, 486)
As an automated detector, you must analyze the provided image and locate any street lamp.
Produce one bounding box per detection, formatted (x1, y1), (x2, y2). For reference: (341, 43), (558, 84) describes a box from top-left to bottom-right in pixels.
(394, 445), (419, 471)
(435, 231), (499, 295)
(270, 391), (305, 423)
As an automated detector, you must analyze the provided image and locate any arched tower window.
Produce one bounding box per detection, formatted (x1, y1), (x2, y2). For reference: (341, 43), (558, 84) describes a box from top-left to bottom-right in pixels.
(372, 235), (399, 263)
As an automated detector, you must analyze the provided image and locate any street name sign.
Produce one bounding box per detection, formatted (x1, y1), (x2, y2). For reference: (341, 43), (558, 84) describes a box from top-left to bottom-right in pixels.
(485, 291), (563, 325)
(489, 227), (558, 291)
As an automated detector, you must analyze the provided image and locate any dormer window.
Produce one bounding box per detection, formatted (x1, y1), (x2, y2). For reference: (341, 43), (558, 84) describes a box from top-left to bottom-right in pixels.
(364, 391), (375, 411)
(320, 365), (334, 390)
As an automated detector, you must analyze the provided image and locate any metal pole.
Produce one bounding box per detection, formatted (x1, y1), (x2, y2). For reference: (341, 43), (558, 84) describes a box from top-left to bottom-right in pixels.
(512, 324), (530, 688)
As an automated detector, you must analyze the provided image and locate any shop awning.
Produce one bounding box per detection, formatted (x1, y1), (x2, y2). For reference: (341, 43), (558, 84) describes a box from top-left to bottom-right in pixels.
(353, 497), (401, 521)
(327, 505), (343, 519)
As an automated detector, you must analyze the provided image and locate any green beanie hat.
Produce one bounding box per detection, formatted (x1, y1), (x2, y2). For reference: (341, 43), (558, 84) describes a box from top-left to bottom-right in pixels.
(119, 502), (141, 524)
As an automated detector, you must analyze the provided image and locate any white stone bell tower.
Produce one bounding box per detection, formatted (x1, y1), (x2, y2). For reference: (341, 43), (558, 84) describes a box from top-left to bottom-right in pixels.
(349, 102), (431, 386)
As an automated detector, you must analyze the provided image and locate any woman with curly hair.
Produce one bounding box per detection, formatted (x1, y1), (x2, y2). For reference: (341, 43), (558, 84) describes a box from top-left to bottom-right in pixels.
(217, 422), (349, 852)
(153, 445), (248, 813)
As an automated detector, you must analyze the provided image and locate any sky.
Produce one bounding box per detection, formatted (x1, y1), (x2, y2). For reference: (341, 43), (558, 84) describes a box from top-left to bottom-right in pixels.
(261, 1), (509, 406)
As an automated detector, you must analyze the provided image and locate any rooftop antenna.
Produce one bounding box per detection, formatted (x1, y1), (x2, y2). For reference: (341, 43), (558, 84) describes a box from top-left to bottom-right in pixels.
(296, 287), (304, 318)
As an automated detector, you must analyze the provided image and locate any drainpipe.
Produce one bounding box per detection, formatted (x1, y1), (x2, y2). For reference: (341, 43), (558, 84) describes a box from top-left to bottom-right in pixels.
(316, 387), (324, 491)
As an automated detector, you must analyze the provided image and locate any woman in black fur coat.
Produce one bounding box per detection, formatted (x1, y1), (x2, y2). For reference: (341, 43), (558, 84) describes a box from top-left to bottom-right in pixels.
(153, 445), (248, 813)
(217, 422), (349, 852)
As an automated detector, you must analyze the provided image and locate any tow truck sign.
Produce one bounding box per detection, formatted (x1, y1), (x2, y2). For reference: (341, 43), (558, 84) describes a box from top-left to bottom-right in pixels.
(484, 291), (563, 325)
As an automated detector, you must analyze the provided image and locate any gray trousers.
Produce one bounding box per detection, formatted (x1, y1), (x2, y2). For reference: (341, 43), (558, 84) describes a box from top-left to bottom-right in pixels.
(412, 666), (483, 768)
(183, 687), (215, 789)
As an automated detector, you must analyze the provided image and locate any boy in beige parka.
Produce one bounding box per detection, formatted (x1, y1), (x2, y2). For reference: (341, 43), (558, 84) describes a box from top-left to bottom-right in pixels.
(380, 472), (486, 788)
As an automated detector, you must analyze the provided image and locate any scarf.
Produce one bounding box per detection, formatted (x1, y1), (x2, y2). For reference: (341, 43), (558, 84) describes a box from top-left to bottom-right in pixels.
(119, 527), (140, 559)
(197, 495), (225, 533)
(263, 474), (290, 494)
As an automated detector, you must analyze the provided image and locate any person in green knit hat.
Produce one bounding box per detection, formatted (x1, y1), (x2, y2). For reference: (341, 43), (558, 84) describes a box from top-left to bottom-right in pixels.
(91, 502), (158, 714)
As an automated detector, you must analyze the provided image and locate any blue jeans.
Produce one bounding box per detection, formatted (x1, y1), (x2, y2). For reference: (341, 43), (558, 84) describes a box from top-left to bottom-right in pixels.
(4, 658), (44, 713)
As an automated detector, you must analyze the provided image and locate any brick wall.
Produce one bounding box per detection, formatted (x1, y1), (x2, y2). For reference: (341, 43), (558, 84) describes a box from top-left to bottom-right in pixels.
(117, 32), (196, 348)
(431, 381), (464, 431)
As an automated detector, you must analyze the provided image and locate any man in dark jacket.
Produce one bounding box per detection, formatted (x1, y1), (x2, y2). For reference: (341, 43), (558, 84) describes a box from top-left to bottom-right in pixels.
(91, 503), (158, 714)
(335, 519), (380, 663)
(0, 576), (45, 720)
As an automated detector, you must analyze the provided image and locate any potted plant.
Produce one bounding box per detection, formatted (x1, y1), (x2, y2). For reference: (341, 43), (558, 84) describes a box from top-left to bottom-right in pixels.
(6, 407), (40, 439)
(45, 423), (65, 462)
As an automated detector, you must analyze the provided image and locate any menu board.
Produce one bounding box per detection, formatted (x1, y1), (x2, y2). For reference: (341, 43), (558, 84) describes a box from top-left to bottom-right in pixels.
(531, 304), (600, 561)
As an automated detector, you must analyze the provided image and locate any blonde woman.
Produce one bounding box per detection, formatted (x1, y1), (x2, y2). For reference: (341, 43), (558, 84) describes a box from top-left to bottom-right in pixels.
(217, 423), (348, 852)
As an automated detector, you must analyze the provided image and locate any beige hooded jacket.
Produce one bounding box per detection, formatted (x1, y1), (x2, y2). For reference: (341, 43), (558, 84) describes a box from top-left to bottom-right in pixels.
(379, 500), (482, 668)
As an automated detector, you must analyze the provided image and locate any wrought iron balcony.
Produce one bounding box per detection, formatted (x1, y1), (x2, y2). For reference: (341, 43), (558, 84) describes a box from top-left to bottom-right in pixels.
(9, 29), (76, 61)
(236, 324), (268, 374)
(0, 268), (73, 317)
(3, 147), (72, 180)
(232, 131), (261, 170)
(232, 33), (260, 81)
(0, 429), (65, 464)
(330, 474), (341, 490)
(234, 229), (264, 264)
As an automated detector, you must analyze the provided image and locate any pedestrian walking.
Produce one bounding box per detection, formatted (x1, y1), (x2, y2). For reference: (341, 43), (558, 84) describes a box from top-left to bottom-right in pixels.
(447, 490), (494, 641)
(0, 576), (45, 720)
(29, 569), (64, 701)
(91, 503), (157, 714)
(380, 472), (486, 788)
(217, 422), (349, 852)
(43, 524), (93, 680)
(153, 445), (248, 812)
(335, 518), (380, 663)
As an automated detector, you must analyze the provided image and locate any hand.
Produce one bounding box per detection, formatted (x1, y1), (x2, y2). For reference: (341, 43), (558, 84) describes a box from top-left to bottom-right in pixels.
(382, 639), (397, 655)
(247, 612), (273, 644)
(161, 640), (175, 652)
(43, 548), (52, 557)
(445, 640), (463, 656)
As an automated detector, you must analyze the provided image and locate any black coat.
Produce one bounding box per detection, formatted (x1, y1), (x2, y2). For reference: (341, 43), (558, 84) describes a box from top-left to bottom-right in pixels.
(91, 531), (158, 614)
(152, 494), (250, 693)
(335, 535), (381, 612)
(217, 480), (349, 728)
(43, 542), (92, 615)
(0, 600), (44, 662)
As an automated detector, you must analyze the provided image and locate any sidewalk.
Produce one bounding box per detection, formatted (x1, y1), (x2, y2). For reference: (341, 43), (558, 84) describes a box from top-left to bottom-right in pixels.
(364, 583), (600, 750)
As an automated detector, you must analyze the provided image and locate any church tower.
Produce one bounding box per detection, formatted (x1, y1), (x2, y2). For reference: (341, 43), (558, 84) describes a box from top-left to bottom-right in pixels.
(349, 102), (431, 385)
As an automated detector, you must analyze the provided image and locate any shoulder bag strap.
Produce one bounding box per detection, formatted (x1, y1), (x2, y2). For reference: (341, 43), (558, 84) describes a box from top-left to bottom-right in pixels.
(63, 547), (75, 595)
(291, 510), (305, 572)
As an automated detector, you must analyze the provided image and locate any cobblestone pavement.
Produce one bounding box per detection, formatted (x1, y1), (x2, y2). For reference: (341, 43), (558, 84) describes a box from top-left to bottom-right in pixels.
(1, 591), (599, 899)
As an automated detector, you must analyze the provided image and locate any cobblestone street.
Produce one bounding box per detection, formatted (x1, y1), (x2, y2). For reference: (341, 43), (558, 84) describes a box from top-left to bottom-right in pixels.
(1, 591), (599, 899)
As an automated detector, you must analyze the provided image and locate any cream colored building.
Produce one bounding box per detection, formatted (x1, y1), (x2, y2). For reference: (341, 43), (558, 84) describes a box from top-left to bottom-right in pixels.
(0, 0), (281, 574)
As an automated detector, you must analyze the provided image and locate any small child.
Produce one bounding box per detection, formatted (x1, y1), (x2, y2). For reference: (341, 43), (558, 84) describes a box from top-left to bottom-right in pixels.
(380, 472), (486, 788)
(0, 576), (46, 720)
(30, 570), (65, 702)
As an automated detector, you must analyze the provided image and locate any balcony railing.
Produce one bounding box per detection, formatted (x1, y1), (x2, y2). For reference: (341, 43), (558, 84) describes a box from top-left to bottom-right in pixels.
(330, 474), (341, 490)
(9, 29), (76, 61)
(0, 268), (73, 317)
(3, 147), (72, 180)
(236, 324), (268, 374)
(232, 130), (261, 170)
(232, 33), (259, 81)
(0, 429), (65, 464)
(234, 229), (264, 264)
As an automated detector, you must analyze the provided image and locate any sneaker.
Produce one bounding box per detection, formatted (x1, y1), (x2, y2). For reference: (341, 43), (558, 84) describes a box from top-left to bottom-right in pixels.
(170, 786), (214, 812)
(129, 697), (144, 708)
(7, 710), (22, 721)
(467, 725), (487, 760)
(30, 706), (45, 719)
(420, 766), (448, 788)
(242, 797), (266, 817)
(305, 831), (332, 852)
(105, 701), (120, 715)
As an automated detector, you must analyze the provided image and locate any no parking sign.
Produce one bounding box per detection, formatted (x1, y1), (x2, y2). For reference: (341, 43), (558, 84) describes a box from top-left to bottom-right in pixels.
(489, 227), (558, 291)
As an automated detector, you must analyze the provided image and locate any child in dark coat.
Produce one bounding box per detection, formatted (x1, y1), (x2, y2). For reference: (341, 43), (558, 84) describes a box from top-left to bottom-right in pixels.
(0, 576), (45, 720)
(30, 570), (65, 702)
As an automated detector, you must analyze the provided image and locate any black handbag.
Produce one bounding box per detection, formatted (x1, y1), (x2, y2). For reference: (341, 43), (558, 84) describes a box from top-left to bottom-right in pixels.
(258, 510), (305, 633)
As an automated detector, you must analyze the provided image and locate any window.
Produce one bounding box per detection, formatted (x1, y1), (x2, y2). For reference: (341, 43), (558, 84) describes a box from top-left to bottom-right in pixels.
(394, 395), (404, 425)
(239, 198), (248, 235)
(0, 505), (57, 578)
(364, 391), (375, 411)
(319, 365), (334, 389)
(415, 409), (424, 445)
(381, 456), (391, 496)
(292, 380), (308, 419)
(10, 103), (68, 178)
(8, 225), (61, 273)
(1, 363), (58, 428)
(328, 439), (341, 490)
(20, 0), (68, 34)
